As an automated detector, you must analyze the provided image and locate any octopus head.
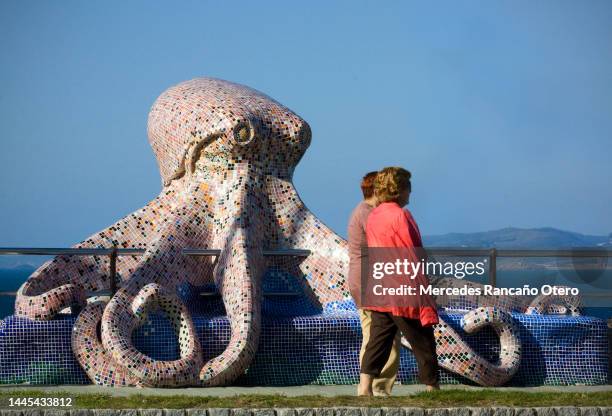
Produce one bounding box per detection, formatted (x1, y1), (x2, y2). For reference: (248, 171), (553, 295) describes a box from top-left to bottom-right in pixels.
(147, 78), (311, 185)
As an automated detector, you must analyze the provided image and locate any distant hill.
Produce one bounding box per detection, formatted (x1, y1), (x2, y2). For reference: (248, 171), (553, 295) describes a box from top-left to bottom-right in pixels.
(0, 257), (44, 271)
(424, 227), (612, 248)
(0, 227), (610, 270)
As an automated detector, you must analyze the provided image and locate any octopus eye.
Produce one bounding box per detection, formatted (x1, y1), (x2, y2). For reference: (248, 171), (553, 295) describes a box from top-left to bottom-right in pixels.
(233, 122), (253, 144)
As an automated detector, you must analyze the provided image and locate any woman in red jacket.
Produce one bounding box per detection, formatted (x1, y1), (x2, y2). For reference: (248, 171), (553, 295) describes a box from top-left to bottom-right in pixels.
(358, 166), (440, 395)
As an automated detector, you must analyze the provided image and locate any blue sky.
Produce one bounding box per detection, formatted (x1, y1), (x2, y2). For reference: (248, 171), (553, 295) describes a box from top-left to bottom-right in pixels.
(1, 0), (611, 247)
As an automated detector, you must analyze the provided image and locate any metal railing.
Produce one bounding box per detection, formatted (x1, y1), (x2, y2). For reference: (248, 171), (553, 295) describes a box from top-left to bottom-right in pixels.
(0, 247), (611, 297)
(0, 247), (311, 297)
(426, 248), (612, 287)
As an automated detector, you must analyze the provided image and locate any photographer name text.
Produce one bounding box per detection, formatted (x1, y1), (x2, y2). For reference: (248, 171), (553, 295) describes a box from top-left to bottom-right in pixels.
(372, 284), (579, 297)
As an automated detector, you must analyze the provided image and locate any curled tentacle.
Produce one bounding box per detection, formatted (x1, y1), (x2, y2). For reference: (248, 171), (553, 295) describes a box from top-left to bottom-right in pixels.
(72, 300), (141, 386)
(89, 176), (212, 387)
(403, 307), (521, 386)
(101, 282), (203, 386)
(526, 286), (581, 316)
(15, 260), (87, 320)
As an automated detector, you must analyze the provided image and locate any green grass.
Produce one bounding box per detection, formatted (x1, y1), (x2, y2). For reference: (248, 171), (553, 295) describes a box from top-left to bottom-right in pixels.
(0, 390), (610, 409)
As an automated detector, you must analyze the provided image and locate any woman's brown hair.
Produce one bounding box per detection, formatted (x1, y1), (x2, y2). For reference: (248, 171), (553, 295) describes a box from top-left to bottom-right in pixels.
(374, 167), (411, 203)
(360, 171), (378, 198)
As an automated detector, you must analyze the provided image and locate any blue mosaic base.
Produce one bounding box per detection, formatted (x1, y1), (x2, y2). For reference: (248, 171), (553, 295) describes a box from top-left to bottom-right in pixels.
(1, 269), (608, 386)
(0, 306), (607, 386)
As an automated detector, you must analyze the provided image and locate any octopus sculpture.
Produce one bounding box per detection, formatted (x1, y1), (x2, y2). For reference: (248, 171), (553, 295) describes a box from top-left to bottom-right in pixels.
(14, 78), (580, 388)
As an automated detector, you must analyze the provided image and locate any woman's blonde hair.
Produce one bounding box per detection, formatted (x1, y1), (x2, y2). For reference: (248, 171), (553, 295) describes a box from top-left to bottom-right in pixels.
(374, 166), (411, 204)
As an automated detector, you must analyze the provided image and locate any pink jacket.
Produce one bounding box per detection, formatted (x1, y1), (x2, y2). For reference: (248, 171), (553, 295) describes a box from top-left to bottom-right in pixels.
(365, 202), (439, 326)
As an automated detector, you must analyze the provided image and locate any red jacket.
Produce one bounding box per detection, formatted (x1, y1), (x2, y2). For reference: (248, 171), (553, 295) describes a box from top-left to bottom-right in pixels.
(365, 202), (439, 326)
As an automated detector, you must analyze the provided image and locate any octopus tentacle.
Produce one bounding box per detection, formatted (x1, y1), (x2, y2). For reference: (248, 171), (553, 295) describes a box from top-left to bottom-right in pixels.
(72, 300), (142, 387)
(199, 169), (267, 386)
(101, 282), (203, 386)
(66, 161), (213, 387)
(96, 183), (213, 387)
(15, 280), (86, 320)
(265, 176), (350, 308)
(526, 286), (581, 316)
(412, 307), (521, 386)
(199, 230), (265, 385)
(15, 186), (181, 320)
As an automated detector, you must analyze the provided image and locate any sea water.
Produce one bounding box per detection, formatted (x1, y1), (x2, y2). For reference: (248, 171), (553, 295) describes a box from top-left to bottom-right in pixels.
(1, 265), (610, 320)
(0, 267), (34, 319)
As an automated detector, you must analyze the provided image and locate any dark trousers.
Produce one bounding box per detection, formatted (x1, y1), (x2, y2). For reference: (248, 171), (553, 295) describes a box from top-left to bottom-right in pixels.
(360, 310), (439, 386)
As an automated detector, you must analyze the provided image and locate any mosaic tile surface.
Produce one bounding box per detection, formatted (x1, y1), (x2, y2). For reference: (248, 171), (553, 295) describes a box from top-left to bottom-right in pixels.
(0, 304), (607, 386)
(7, 78), (606, 387)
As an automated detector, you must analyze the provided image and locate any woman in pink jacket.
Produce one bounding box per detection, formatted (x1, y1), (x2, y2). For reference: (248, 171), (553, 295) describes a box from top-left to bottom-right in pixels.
(358, 167), (440, 395)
